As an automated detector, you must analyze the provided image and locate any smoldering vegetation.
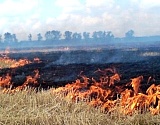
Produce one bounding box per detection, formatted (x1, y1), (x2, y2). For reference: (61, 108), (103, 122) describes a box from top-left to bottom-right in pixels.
(0, 46), (159, 90)
(43, 47), (160, 66)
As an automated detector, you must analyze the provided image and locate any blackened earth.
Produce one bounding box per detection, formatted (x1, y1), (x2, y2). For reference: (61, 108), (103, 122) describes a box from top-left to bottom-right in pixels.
(1, 47), (160, 92)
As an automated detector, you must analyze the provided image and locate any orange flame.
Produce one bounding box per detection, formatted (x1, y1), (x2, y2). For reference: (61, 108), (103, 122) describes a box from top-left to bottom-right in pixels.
(0, 73), (12, 88)
(51, 68), (160, 115)
(10, 59), (31, 68)
(130, 76), (143, 95)
(14, 70), (40, 91)
(0, 70), (40, 93)
(0, 62), (159, 115)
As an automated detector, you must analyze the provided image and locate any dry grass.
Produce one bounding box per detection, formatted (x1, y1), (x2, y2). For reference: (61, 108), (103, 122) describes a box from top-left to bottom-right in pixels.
(0, 57), (160, 125)
(0, 58), (15, 69)
(0, 89), (160, 125)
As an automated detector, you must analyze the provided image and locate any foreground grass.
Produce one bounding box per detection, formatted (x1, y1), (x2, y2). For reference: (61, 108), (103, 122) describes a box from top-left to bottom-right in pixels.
(0, 89), (159, 125)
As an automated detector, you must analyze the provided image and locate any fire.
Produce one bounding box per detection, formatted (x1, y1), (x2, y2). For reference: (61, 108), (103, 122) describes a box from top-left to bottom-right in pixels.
(51, 68), (160, 115)
(0, 48), (41, 92)
(1, 70), (40, 93)
(33, 57), (41, 63)
(0, 73), (12, 88)
(0, 48), (41, 69)
(130, 76), (143, 95)
(0, 57), (41, 69)
(13, 69), (40, 92)
(10, 59), (31, 68)
(0, 54), (159, 116)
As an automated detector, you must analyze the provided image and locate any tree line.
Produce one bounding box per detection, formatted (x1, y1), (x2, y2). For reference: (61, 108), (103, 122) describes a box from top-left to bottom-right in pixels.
(0, 30), (134, 43)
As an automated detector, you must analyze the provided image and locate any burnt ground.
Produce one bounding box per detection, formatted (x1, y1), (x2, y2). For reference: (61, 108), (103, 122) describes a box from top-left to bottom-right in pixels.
(0, 47), (160, 92)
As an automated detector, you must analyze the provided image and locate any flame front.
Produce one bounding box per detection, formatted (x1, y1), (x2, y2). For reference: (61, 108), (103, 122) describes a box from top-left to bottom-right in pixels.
(0, 54), (159, 115)
(1, 69), (40, 93)
(52, 68), (160, 115)
(0, 49), (41, 69)
(0, 55), (41, 92)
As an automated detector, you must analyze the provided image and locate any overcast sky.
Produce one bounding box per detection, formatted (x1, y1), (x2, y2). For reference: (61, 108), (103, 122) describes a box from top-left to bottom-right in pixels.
(0, 0), (160, 40)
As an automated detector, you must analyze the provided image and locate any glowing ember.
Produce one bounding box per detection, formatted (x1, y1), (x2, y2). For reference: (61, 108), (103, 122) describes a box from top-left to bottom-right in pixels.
(33, 57), (41, 63)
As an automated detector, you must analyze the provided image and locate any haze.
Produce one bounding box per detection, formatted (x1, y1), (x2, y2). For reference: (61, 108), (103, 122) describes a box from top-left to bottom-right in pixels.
(0, 0), (160, 40)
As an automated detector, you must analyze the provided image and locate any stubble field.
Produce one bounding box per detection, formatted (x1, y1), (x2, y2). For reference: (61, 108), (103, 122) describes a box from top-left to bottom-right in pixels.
(0, 46), (160, 124)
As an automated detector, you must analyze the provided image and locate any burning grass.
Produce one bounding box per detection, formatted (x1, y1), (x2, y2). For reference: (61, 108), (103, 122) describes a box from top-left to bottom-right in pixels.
(0, 65), (160, 116)
(0, 56), (40, 69)
(51, 68), (160, 116)
(0, 52), (160, 124)
(0, 57), (31, 69)
(0, 48), (41, 69)
(0, 89), (160, 125)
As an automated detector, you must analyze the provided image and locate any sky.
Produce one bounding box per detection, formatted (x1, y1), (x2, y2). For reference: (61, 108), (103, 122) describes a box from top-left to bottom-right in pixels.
(0, 0), (160, 40)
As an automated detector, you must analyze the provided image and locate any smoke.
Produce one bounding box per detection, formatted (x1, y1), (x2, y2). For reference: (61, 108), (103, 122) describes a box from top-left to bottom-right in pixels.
(0, 37), (159, 66)
(45, 48), (148, 66)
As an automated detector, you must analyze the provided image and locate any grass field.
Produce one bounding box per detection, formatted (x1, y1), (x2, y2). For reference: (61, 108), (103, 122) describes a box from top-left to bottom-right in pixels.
(0, 89), (160, 125)
(0, 58), (15, 69)
(0, 51), (160, 125)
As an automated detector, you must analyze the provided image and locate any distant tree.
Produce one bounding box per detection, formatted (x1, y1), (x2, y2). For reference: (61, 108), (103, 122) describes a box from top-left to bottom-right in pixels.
(92, 31), (114, 42)
(77, 33), (82, 40)
(4, 32), (12, 42)
(64, 31), (72, 41)
(72, 32), (82, 41)
(106, 31), (114, 41)
(28, 34), (32, 41)
(0, 34), (2, 42)
(56, 31), (62, 40)
(45, 31), (51, 40)
(50, 30), (56, 40)
(92, 31), (98, 40)
(72, 33), (76, 40)
(83, 32), (90, 40)
(55, 31), (62, 40)
(102, 31), (107, 38)
(92, 31), (104, 41)
(97, 31), (103, 38)
(12, 34), (18, 42)
(37, 33), (43, 41)
(125, 30), (134, 38)
(51, 30), (61, 40)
